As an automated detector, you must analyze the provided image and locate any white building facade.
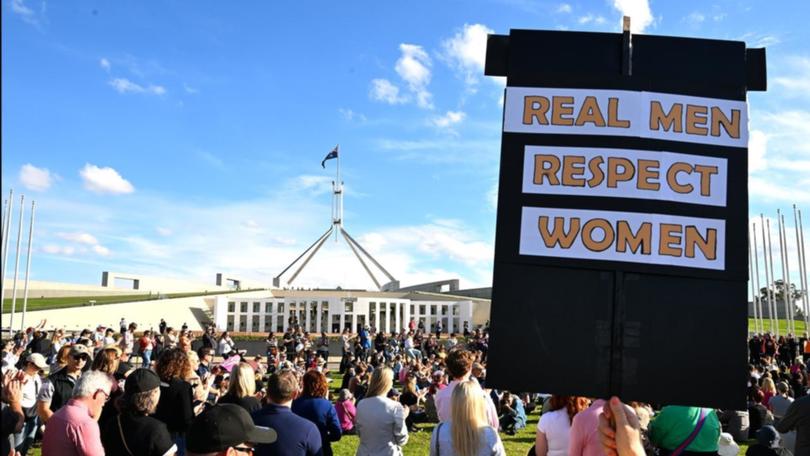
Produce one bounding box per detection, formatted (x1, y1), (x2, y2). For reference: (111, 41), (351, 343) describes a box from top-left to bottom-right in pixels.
(213, 291), (481, 334)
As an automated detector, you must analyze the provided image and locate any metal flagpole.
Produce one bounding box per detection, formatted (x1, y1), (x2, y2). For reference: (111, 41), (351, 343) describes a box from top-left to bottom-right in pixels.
(762, 215), (775, 333)
(767, 217), (779, 335)
(748, 224), (756, 333)
(1, 189), (13, 319)
(753, 222), (764, 333)
(20, 201), (35, 331)
(798, 207), (809, 331)
(776, 209), (793, 334)
(781, 213), (795, 334)
(9, 194), (24, 331)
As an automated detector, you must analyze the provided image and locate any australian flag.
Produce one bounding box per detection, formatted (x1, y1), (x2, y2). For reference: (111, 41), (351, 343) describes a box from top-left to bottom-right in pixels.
(321, 145), (339, 168)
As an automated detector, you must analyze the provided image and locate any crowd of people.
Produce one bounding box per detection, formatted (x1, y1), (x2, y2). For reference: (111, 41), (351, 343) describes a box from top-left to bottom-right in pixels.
(5, 318), (810, 456)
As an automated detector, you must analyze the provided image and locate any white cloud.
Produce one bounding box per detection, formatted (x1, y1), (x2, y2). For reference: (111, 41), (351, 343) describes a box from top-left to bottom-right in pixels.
(750, 177), (810, 203)
(440, 23), (493, 85)
(99, 58), (111, 72)
(242, 219), (261, 230)
(58, 232), (99, 245)
(369, 79), (407, 104)
(92, 245), (111, 256)
(42, 245), (76, 256)
(80, 164), (135, 194)
(556, 3), (572, 13)
(773, 57), (810, 95)
(183, 84), (198, 94)
(108, 78), (166, 95)
(156, 227), (173, 236)
(290, 175), (333, 195)
(9, 0), (37, 24)
(395, 44), (433, 109)
(19, 164), (53, 191)
(749, 130), (768, 173)
(611, 0), (654, 33)
(338, 108), (367, 122)
(686, 12), (705, 25)
(578, 14), (607, 25)
(431, 111), (466, 129)
(487, 182), (499, 211)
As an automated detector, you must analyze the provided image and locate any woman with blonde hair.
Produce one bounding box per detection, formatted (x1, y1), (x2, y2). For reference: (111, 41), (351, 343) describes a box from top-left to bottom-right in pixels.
(429, 380), (505, 456)
(761, 377), (777, 409)
(356, 367), (409, 455)
(218, 362), (260, 413)
(47, 344), (73, 374)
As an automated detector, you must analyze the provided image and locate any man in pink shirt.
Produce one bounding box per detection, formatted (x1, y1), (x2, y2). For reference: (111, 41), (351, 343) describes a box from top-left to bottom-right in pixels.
(434, 349), (499, 429)
(42, 370), (113, 456)
(569, 399), (607, 456)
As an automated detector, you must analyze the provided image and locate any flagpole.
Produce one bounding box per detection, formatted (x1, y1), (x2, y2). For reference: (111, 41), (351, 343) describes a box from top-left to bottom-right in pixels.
(795, 205), (807, 331)
(799, 207), (809, 332)
(778, 211), (793, 334)
(1, 188), (13, 320)
(762, 215), (775, 333)
(753, 223), (764, 333)
(20, 201), (35, 332)
(767, 217), (778, 335)
(749, 225), (759, 334)
(9, 194), (24, 332)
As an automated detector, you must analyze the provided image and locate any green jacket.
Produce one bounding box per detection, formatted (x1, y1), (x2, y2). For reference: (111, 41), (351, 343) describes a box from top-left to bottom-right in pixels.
(648, 406), (720, 452)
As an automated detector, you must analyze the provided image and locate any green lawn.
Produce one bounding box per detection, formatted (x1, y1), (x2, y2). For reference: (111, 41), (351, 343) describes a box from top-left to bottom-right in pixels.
(1, 289), (259, 314)
(749, 317), (807, 335)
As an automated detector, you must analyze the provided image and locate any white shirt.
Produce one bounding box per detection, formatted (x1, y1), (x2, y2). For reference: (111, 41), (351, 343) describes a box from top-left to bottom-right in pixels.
(21, 372), (41, 408)
(218, 337), (234, 355)
(537, 408), (571, 456)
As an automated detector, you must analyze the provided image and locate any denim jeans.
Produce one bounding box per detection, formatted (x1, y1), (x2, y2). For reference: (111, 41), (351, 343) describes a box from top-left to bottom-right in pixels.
(14, 415), (38, 455)
(141, 349), (152, 368)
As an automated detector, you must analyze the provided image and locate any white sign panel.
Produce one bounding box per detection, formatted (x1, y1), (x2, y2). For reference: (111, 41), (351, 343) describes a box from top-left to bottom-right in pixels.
(503, 87), (748, 148)
(522, 146), (728, 207)
(519, 207), (726, 270)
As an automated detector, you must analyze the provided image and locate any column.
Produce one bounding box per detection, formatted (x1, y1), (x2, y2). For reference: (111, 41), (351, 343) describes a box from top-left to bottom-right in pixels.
(448, 305), (454, 334)
(316, 301), (322, 333)
(351, 314), (357, 333)
(395, 302), (402, 333)
(375, 302), (381, 332)
(282, 301), (289, 332)
(306, 301), (312, 332)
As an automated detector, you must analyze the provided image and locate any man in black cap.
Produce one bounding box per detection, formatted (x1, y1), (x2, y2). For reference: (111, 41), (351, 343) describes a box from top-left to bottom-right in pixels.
(187, 404), (277, 456)
(101, 368), (176, 456)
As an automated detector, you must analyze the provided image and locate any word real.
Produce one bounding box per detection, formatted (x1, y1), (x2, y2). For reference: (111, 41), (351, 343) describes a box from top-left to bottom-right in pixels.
(522, 146), (728, 207)
(519, 207), (725, 270)
(503, 87), (748, 148)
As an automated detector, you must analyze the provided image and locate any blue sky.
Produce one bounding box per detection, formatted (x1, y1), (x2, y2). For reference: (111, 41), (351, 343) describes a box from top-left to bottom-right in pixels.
(2, 0), (809, 291)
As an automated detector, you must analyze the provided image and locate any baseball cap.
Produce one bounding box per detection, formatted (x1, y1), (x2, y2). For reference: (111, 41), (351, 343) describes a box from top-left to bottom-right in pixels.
(70, 344), (94, 359)
(125, 368), (160, 395)
(187, 404), (277, 453)
(26, 353), (48, 370)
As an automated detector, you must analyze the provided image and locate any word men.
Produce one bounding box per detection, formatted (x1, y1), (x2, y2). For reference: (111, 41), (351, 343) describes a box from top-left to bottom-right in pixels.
(504, 87), (748, 148)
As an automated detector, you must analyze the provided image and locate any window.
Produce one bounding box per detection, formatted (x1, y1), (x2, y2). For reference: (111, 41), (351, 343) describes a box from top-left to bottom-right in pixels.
(419, 305), (426, 315)
(442, 306), (448, 315)
(251, 316), (260, 332)
(239, 315), (247, 331)
(227, 315), (234, 331)
(276, 315), (284, 332)
(344, 301), (354, 313)
(278, 302), (285, 313)
(228, 301), (235, 312)
(240, 302), (248, 313)
(452, 306), (459, 316)
(253, 302), (261, 313)
(265, 302), (273, 313)
(264, 316), (272, 332)
(410, 305), (415, 315)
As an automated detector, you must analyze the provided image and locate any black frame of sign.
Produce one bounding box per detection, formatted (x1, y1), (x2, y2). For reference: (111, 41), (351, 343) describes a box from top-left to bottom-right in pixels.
(484, 29), (766, 410)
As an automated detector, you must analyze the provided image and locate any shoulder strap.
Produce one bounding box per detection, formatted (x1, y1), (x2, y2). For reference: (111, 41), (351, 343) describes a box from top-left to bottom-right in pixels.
(117, 415), (135, 456)
(671, 408), (707, 456)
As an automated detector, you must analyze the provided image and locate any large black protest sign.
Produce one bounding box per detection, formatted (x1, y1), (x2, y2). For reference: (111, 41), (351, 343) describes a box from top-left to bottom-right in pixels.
(484, 27), (766, 409)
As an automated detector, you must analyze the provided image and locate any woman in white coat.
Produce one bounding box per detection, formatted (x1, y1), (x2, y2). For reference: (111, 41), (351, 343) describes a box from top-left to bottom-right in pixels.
(355, 367), (409, 455)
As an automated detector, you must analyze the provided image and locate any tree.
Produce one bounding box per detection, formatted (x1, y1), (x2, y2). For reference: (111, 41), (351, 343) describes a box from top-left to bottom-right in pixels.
(758, 280), (807, 318)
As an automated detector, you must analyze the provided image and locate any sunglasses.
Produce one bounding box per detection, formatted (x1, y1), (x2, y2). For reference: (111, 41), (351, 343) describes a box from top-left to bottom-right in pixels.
(233, 447), (254, 454)
(72, 354), (89, 362)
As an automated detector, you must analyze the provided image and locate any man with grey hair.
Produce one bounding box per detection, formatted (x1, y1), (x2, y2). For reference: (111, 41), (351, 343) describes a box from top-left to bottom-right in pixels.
(41, 369), (112, 456)
(101, 368), (176, 456)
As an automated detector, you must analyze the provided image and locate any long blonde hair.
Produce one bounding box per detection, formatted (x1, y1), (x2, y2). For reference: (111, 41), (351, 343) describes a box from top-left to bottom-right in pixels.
(366, 367), (393, 398)
(228, 363), (256, 398)
(450, 380), (488, 456)
(761, 377), (777, 395)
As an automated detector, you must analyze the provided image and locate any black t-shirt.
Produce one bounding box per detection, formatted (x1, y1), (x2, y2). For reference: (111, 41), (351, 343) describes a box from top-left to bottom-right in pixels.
(400, 391), (418, 408)
(102, 413), (176, 456)
(218, 394), (261, 414)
